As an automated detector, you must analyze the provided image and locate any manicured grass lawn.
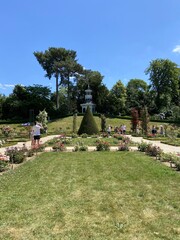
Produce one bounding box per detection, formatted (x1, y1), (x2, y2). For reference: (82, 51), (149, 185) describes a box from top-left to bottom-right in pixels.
(0, 152), (180, 239)
(47, 116), (132, 134)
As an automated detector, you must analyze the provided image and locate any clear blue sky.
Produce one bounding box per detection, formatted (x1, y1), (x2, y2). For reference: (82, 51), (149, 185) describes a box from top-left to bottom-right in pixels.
(0, 0), (180, 96)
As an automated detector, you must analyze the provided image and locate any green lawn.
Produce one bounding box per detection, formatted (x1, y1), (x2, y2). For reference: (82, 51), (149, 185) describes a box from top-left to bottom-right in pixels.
(0, 152), (180, 240)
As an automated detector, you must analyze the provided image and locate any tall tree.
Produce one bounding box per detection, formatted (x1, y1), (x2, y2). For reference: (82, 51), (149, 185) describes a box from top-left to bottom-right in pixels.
(34, 47), (83, 110)
(2, 85), (53, 120)
(107, 80), (127, 115)
(0, 94), (6, 119)
(126, 79), (149, 112)
(145, 58), (180, 112)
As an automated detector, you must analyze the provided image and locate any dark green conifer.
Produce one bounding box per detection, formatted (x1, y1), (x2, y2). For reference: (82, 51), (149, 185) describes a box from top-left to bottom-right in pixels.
(78, 106), (99, 135)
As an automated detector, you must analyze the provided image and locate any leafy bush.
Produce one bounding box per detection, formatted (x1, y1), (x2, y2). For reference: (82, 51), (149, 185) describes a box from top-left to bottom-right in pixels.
(74, 142), (88, 152)
(81, 133), (88, 138)
(31, 144), (45, 152)
(118, 142), (129, 151)
(91, 134), (98, 138)
(26, 149), (35, 157)
(0, 139), (6, 147)
(101, 132), (108, 138)
(161, 152), (180, 170)
(0, 161), (9, 172)
(138, 142), (150, 152)
(145, 145), (162, 157)
(5, 147), (26, 164)
(96, 140), (110, 151)
(71, 133), (78, 138)
(1, 126), (13, 137)
(175, 160), (180, 171)
(177, 133), (180, 138)
(52, 142), (66, 152)
(61, 138), (72, 144)
(122, 136), (131, 144)
(113, 134), (123, 140)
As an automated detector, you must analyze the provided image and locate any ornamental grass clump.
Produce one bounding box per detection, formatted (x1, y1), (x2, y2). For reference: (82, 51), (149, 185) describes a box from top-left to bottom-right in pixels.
(96, 140), (110, 151)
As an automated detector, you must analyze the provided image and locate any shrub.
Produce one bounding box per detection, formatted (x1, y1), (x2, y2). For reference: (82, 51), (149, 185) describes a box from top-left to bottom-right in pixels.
(81, 133), (88, 138)
(0, 161), (9, 172)
(175, 160), (180, 171)
(52, 142), (66, 152)
(31, 144), (45, 152)
(71, 133), (78, 138)
(101, 132), (108, 138)
(91, 134), (98, 138)
(26, 149), (35, 157)
(145, 145), (162, 157)
(118, 142), (129, 151)
(122, 136), (131, 144)
(138, 142), (150, 152)
(61, 138), (72, 144)
(78, 106), (99, 135)
(96, 140), (110, 151)
(1, 126), (13, 138)
(161, 153), (180, 170)
(5, 147), (26, 164)
(74, 142), (88, 152)
(113, 134), (123, 140)
(0, 139), (5, 147)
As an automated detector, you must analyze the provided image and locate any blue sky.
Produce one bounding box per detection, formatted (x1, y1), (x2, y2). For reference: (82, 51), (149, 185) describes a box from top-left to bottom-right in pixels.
(0, 0), (180, 96)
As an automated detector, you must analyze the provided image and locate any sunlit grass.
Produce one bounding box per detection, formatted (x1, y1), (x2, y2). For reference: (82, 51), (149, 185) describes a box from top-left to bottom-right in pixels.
(0, 151), (180, 239)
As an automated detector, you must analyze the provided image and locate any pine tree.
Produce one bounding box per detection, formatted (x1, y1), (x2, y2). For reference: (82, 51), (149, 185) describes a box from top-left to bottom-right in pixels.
(78, 106), (99, 135)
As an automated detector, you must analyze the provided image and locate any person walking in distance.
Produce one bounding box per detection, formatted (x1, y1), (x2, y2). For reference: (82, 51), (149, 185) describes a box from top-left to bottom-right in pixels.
(32, 121), (43, 147)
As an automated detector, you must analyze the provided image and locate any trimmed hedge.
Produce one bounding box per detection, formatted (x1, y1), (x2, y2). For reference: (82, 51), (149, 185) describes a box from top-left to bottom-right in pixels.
(78, 106), (99, 135)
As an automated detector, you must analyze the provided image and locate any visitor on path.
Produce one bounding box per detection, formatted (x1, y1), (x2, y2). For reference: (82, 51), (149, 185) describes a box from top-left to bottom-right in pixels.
(32, 121), (43, 147)
(107, 125), (112, 136)
(152, 125), (157, 136)
(122, 124), (126, 134)
(160, 125), (164, 135)
(30, 128), (34, 146)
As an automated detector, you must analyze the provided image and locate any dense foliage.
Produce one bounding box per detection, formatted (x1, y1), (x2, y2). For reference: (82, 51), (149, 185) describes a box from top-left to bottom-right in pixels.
(0, 47), (180, 123)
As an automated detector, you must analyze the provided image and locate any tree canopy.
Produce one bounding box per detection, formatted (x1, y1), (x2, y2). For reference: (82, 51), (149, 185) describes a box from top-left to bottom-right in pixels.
(34, 47), (83, 110)
(145, 58), (180, 112)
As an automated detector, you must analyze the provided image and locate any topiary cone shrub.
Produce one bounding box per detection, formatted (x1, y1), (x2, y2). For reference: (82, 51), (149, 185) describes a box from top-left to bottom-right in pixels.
(78, 106), (99, 135)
